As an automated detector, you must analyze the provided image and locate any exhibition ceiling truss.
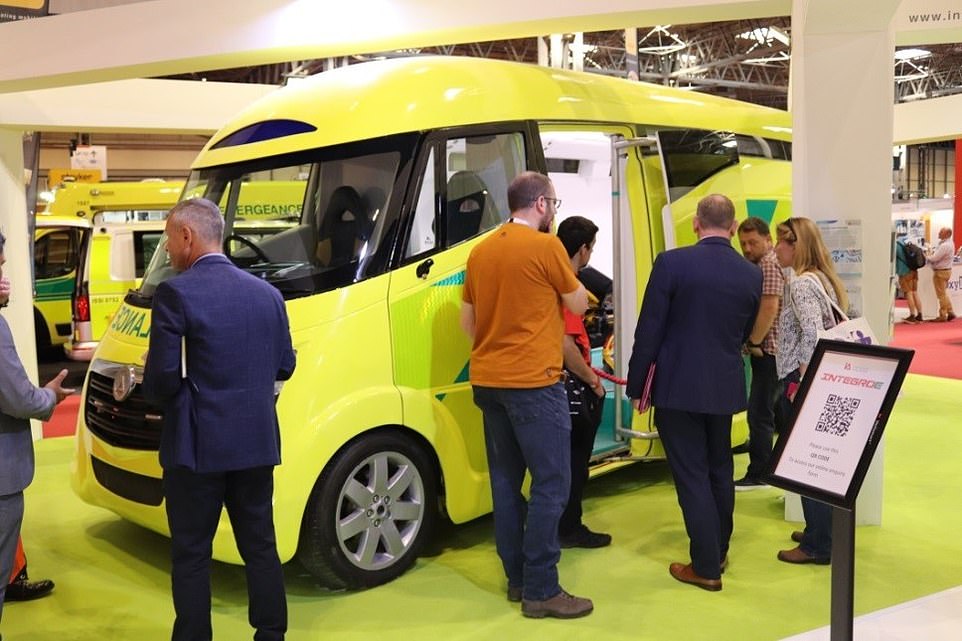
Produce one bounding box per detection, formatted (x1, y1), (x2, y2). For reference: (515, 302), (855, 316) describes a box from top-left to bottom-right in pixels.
(164, 17), (962, 111)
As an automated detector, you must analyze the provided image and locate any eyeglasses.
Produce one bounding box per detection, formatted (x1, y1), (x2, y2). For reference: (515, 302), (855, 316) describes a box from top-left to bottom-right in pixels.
(541, 196), (562, 210)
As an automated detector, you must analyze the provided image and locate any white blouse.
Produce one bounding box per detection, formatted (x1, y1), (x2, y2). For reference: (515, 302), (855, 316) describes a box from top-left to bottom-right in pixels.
(775, 270), (839, 380)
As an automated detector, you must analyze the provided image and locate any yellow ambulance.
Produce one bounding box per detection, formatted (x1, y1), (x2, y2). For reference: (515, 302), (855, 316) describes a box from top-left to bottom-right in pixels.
(32, 180), (183, 353)
(72, 56), (792, 589)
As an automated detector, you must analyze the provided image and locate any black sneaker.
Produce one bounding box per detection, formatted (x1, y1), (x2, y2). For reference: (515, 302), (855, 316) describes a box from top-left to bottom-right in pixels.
(734, 476), (768, 491)
(560, 525), (612, 549)
(4, 577), (55, 601)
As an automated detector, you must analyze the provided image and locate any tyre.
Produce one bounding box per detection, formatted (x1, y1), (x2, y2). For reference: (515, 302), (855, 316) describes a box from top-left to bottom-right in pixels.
(298, 430), (438, 589)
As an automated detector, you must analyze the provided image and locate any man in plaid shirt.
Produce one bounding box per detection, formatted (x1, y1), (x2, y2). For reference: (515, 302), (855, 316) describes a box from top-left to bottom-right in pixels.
(735, 217), (786, 489)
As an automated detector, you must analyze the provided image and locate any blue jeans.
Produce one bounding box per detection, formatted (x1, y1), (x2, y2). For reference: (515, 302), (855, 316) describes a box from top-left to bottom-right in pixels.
(779, 368), (831, 560)
(800, 497), (832, 559)
(473, 384), (571, 601)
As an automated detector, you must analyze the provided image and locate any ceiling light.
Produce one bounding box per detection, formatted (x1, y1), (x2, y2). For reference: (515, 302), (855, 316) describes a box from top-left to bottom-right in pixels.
(894, 48), (931, 61)
(736, 26), (790, 46)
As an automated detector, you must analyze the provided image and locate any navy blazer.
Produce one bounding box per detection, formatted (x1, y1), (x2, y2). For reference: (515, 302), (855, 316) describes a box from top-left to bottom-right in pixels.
(142, 254), (296, 473)
(626, 236), (761, 415)
(0, 316), (56, 495)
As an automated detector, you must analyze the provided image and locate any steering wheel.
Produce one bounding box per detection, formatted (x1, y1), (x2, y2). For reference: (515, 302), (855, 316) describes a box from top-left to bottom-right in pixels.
(224, 234), (270, 264)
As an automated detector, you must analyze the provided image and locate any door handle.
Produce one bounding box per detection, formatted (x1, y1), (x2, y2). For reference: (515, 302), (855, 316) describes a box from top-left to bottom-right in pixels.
(416, 258), (434, 279)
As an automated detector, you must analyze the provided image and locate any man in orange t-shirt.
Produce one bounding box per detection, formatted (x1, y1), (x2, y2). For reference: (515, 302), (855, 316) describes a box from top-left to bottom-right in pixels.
(461, 171), (592, 620)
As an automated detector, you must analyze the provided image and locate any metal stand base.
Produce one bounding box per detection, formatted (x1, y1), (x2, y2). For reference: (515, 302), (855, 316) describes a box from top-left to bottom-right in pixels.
(830, 506), (855, 641)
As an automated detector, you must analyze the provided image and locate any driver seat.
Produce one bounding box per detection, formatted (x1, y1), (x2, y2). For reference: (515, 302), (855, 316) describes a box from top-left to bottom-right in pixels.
(316, 186), (369, 267)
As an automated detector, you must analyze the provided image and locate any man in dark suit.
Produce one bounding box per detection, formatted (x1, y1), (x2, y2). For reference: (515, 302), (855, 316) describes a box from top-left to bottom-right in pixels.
(0, 234), (73, 631)
(142, 198), (296, 641)
(626, 194), (761, 592)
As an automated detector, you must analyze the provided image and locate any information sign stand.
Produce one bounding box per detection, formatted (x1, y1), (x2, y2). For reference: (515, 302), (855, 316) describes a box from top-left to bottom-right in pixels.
(767, 340), (914, 641)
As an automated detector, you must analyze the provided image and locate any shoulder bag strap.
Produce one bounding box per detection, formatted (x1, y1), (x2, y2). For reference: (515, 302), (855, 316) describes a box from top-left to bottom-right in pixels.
(799, 272), (848, 324)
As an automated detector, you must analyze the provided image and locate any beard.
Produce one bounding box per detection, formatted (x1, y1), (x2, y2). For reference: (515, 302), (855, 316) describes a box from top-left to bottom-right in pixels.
(537, 212), (553, 233)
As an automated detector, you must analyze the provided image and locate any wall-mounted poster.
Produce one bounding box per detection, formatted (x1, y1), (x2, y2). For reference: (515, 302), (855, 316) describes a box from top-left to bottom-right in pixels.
(817, 219), (863, 316)
(767, 340), (913, 510)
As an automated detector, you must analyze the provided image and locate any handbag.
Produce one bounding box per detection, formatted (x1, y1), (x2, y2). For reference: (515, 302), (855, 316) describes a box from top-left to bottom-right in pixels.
(563, 369), (603, 424)
(797, 273), (878, 345)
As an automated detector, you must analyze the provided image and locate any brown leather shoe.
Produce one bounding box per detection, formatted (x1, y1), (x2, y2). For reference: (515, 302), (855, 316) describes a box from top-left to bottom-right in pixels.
(522, 589), (593, 619)
(777, 546), (830, 565)
(507, 586), (522, 603)
(791, 530), (804, 543)
(720, 556), (729, 574)
(668, 562), (722, 591)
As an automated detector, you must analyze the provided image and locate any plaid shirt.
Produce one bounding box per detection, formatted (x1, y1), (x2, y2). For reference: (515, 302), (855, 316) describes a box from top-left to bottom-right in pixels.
(758, 249), (784, 355)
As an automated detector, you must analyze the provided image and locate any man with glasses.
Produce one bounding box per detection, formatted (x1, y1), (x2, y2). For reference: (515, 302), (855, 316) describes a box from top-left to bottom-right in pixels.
(462, 171), (593, 619)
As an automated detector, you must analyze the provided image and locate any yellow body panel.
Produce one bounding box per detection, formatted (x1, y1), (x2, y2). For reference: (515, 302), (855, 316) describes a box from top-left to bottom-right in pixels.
(46, 180), (184, 221)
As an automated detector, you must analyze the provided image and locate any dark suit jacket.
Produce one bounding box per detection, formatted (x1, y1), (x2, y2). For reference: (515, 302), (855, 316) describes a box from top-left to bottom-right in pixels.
(0, 316), (56, 495)
(142, 254), (296, 473)
(626, 236), (761, 415)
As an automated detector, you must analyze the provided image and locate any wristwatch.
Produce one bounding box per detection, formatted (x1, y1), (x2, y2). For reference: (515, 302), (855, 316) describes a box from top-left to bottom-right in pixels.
(746, 340), (763, 349)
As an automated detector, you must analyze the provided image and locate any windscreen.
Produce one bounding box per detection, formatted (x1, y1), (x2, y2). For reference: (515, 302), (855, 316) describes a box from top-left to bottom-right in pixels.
(139, 133), (416, 300)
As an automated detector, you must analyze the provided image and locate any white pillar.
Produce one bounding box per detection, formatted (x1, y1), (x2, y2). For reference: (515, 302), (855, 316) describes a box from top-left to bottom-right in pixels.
(571, 32), (584, 72)
(549, 33), (565, 69)
(0, 127), (42, 439)
(788, 0), (901, 526)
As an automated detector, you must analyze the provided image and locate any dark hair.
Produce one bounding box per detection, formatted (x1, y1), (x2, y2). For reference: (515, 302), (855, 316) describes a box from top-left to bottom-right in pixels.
(696, 194), (735, 231)
(507, 171), (553, 212)
(0, 230), (5, 254)
(737, 216), (771, 238)
(557, 216), (598, 258)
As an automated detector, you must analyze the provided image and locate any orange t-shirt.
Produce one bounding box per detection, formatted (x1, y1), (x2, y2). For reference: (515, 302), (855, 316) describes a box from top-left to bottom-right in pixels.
(462, 222), (581, 388)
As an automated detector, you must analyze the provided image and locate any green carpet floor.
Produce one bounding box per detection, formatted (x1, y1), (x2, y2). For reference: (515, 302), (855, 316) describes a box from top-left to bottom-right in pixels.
(4, 372), (961, 640)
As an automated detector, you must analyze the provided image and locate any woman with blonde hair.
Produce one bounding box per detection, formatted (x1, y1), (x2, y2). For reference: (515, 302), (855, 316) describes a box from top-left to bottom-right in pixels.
(772, 216), (847, 566)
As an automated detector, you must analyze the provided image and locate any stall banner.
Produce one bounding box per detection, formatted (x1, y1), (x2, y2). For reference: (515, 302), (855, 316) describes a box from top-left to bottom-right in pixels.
(0, 1), (49, 21)
(49, 168), (102, 186)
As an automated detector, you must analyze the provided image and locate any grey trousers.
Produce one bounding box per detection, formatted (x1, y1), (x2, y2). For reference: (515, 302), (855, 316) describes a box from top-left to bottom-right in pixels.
(0, 491), (25, 624)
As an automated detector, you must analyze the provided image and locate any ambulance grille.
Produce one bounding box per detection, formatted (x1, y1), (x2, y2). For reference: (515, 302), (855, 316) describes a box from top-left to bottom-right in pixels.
(85, 370), (162, 450)
(91, 456), (164, 506)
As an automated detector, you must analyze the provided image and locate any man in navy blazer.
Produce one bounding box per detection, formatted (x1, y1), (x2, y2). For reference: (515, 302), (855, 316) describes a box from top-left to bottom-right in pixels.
(0, 233), (73, 629)
(626, 194), (760, 592)
(142, 198), (296, 641)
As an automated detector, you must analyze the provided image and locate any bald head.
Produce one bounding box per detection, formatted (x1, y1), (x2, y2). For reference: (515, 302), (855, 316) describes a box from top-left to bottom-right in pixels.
(694, 194), (737, 239)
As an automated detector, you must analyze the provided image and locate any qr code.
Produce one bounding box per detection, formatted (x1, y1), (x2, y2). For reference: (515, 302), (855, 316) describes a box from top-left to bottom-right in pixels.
(814, 394), (860, 437)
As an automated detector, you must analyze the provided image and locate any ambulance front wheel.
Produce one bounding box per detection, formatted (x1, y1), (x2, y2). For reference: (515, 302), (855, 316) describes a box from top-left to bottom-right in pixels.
(297, 430), (439, 589)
